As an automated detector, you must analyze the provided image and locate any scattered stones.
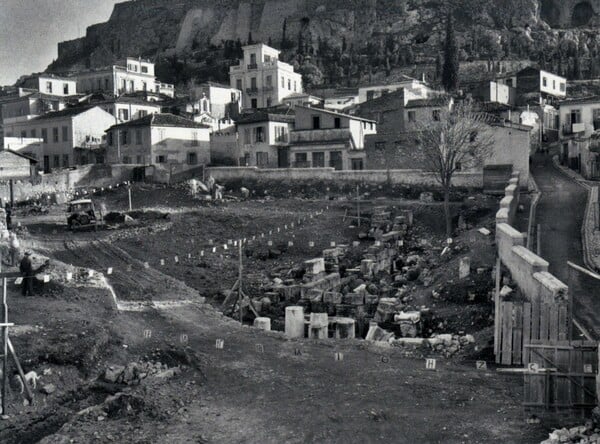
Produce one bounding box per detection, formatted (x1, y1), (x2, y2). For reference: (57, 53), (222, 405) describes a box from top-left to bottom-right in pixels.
(40, 384), (56, 395)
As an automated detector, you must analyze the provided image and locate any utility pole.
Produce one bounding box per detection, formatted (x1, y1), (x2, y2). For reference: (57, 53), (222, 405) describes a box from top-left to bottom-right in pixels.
(356, 184), (361, 226)
(238, 241), (243, 323)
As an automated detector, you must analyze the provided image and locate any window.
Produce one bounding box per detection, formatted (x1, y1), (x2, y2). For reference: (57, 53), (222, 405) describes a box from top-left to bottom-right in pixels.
(250, 53), (256, 65)
(53, 155), (60, 168)
(281, 76), (285, 88)
(97, 79), (102, 91)
(187, 152), (198, 165)
(553, 80), (556, 89)
(136, 129), (142, 145)
(105, 78), (110, 90)
(155, 155), (166, 163)
(136, 155), (142, 164)
(351, 158), (364, 170)
(62, 154), (69, 167)
(542, 77), (547, 87)
(312, 115), (321, 129)
(295, 152), (307, 166)
(251, 77), (257, 89)
(334, 117), (341, 129)
(251, 98), (258, 109)
(123, 156), (131, 164)
(41, 128), (47, 143)
(256, 152), (268, 167)
(288, 79), (291, 90)
(121, 130), (128, 145)
(191, 131), (199, 146)
(266, 97), (272, 107)
(141, 66), (148, 73)
(20, 130), (26, 138)
(30, 129), (36, 138)
(255, 126), (265, 143)
(560, 82), (566, 92)
(63, 83), (69, 95)
(62, 126), (69, 142)
(432, 110), (440, 121)
(142, 81), (147, 91)
(108, 132), (113, 146)
(52, 127), (59, 142)
(294, 81), (297, 92)
(593, 109), (600, 130)
(266, 75), (272, 87)
(408, 111), (416, 122)
(129, 80), (134, 91)
(236, 79), (242, 90)
(140, 110), (148, 117)
(231, 92), (238, 102)
(46, 81), (52, 93)
(119, 109), (129, 121)
(313, 152), (325, 167)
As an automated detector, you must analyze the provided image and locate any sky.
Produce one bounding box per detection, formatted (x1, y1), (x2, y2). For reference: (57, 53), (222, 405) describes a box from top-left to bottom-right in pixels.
(0, 0), (121, 85)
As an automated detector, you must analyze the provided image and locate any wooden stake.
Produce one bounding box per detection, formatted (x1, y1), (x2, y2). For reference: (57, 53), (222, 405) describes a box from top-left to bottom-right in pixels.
(2, 274), (6, 415)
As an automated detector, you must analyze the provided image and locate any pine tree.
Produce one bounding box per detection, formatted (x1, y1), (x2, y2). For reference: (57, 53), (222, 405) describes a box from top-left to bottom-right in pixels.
(435, 53), (443, 80)
(442, 12), (459, 91)
(281, 18), (288, 48)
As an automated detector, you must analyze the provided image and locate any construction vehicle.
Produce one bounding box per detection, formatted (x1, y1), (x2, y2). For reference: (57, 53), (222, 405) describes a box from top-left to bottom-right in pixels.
(66, 199), (101, 230)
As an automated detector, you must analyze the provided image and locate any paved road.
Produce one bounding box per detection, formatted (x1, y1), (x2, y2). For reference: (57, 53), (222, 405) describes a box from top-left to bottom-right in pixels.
(531, 153), (600, 339)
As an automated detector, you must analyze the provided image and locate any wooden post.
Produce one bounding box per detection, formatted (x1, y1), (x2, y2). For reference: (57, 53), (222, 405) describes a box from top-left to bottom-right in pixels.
(9, 180), (14, 207)
(2, 273), (7, 415)
(128, 186), (132, 212)
(537, 224), (541, 256)
(356, 185), (360, 227)
(494, 256), (501, 359)
(238, 241), (243, 323)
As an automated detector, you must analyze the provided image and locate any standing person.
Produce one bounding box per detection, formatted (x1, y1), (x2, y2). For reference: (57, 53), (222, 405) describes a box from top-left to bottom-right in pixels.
(19, 251), (34, 296)
(5, 205), (12, 231)
(9, 233), (20, 267)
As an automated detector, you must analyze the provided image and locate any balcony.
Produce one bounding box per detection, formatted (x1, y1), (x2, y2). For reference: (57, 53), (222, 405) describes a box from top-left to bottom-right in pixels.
(263, 85), (274, 92)
(246, 87), (259, 95)
(247, 63), (258, 70)
(290, 128), (353, 146)
(563, 123), (586, 136)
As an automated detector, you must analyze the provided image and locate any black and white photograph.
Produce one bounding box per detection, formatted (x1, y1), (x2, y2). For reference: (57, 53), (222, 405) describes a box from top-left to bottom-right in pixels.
(1, 0), (600, 442)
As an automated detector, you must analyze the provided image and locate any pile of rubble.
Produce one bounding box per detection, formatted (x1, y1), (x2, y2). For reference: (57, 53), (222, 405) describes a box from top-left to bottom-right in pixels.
(541, 424), (600, 444)
(102, 361), (181, 386)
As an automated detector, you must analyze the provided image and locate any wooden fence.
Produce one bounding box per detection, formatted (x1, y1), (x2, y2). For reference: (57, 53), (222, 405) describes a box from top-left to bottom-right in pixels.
(495, 300), (569, 365)
(524, 340), (597, 411)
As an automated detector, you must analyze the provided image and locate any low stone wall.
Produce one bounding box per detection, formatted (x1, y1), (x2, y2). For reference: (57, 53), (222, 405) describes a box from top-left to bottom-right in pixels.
(206, 166), (483, 188)
(495, 172), (568, 304)
(0, 164), (136, 204)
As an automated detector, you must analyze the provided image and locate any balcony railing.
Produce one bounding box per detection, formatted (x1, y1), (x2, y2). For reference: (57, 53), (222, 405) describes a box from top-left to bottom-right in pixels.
(290, 128), (351, 144)
(247, 63), (258, 70)
(246, 87), (259, 95)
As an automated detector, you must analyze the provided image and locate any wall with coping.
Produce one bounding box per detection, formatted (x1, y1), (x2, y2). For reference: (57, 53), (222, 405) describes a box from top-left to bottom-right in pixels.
(495, 171), (569, 304)
(206, 166), (483, 188)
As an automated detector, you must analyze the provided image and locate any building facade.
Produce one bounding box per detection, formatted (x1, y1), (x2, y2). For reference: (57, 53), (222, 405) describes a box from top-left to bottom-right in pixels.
(558, 96), (600, 179)
(96, 97), (162, 124)
(289, 106), (376, 170)
(188, 82), (242, 120)
(235, 111), (294, 168)
(229, 44), (303, 109)
(3, 106), (115, 172)
(16, 74), (77, 97)
(357, 76), (433, 104)
(105, 113), (211, 167)
(73, 57), (175, 98)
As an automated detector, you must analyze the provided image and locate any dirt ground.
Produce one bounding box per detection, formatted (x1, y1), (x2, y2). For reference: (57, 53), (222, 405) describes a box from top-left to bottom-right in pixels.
(0, 184), (552, 443)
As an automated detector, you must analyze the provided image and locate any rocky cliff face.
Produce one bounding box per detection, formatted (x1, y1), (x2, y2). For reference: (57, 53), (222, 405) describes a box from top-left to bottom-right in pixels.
(48, 0), (600, 87)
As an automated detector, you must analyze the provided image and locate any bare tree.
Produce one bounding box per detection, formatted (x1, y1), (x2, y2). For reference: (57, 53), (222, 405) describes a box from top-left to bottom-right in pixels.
(412, 102), (495, 239)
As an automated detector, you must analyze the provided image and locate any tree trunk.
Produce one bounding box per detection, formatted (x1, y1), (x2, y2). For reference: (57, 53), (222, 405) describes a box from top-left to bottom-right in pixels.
(443, 186), (452, 240)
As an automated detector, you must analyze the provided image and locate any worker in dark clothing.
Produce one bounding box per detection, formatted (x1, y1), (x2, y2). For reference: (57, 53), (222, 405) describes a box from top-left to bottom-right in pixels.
(5, 205), (12, 231)
(19, 252), (34, 296)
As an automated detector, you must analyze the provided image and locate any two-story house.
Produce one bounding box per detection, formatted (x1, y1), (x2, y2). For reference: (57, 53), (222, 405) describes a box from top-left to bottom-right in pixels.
(234, 110), (295, 168)
(16, 73), (77, 97)
(229, 43), (303, 110)
(558, 96), (600, 179)
(105, 113), (211, 168)
(496, 67), (565, 143)
(289, 106), (377, 170)
(3, 105), (115, 172)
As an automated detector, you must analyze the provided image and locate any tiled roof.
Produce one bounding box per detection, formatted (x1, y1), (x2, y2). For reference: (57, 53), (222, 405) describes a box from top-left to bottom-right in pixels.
(106, 113), (211, 131)
(236, 110), (295, 124)
(405, 96), (451, 108)
(295, 105), (377, 123)
(29, 105), (100, 121)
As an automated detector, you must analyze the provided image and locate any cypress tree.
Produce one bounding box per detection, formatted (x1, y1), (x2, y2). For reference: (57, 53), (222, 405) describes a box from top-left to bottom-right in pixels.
(442, 12), (459, 91)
